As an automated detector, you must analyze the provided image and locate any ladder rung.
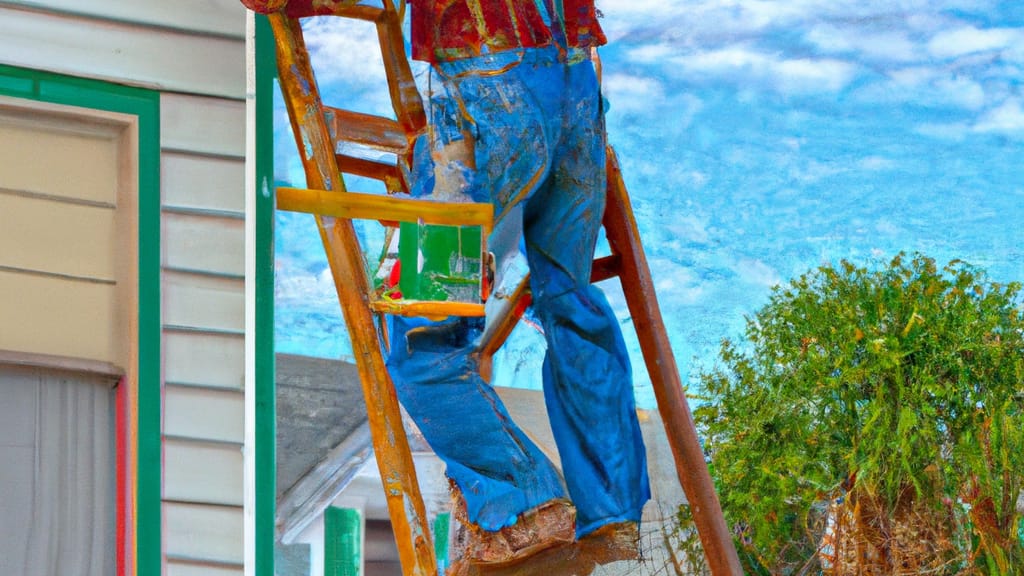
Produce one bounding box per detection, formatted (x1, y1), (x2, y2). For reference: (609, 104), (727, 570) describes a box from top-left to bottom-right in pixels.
(591, 255), (621, 282)
(369, 299), (486, 318)
(277, 186), (493, 228)
(277, 1), (384, 21)
(325, 107), (408, 154)
(336, 154), (402, 184)
(336, 4), (384, 21)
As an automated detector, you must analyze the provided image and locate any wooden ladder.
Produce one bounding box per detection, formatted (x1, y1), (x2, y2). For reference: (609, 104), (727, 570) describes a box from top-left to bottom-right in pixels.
(263, 2), (742, 574)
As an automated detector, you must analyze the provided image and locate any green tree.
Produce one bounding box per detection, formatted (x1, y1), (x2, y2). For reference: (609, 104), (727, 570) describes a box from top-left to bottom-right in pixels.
(693, 254), (1024, 574)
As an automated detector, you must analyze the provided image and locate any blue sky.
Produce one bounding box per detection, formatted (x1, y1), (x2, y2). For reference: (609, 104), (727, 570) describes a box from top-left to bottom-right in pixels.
(274, 1), (1023, 408)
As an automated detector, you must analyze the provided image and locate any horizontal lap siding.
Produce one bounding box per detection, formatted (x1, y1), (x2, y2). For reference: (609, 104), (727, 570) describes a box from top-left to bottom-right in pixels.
(6, 0), (245, 38)
(162, 94), (246, 158)
(0, 3), (250, 571)
(163, 153), (246, 215)
(165, 385), (244, 444)
(163, 212), (246, 278)
(154, 23), (248, 575)
(165, 502), (245, 565)
(164, 271), (245, 334)
(0, 6), (245, 100)
(164, 331), (245, 391)
(165, 438), (244, 507)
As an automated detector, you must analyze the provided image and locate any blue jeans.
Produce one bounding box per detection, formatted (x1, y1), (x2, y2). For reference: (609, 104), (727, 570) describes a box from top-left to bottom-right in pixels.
(388, 46), (650, 537)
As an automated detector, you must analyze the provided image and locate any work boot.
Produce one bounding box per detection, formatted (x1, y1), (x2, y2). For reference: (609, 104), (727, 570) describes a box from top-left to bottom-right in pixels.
(452, 490), (576, 566)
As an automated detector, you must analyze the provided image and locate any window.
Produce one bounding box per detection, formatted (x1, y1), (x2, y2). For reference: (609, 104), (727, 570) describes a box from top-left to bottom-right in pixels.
(0, 64), (160, 576)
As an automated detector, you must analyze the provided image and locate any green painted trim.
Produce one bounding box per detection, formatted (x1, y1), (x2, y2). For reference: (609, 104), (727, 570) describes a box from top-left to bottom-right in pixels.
(325, 507), (362, 576)
(433, 512), (451, 571)
(0, 64), (161, 576)
(254, 14), (278, 576)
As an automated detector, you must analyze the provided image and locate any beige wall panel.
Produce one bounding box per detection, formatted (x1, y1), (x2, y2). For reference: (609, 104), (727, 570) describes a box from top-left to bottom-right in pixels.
(167, 561), (243, 576)
(6, 0), (245, 39)
(165, 385), (244, 444)
(0, 119), (117, 204)
(162, 94), (246, 158)
(163, 213), (245, 277)
(0, 195), (117, 281)
(164, 331), (244, 390)
(165, 439), (243, 506)
(162, 152), (245, 214)
(164, 271), (244, 333)
(0, 271), (116, 363)
(0, 8), (244, 100)
(164, 502), (243, 565)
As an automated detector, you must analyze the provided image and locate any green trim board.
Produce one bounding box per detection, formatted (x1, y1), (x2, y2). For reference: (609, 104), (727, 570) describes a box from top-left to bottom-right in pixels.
(433, 512), (451, 571)
(0, 64), (161, 576)
(325, 507), (363, 576)
(254, 14), (277, 576)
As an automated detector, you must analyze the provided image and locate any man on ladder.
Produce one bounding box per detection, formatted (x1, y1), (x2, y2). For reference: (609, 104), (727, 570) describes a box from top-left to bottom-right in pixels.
(244, 0), (653, 569)
(391, 0), (651, 568)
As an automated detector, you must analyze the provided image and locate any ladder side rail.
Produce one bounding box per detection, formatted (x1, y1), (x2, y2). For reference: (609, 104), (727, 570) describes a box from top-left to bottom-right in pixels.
(601, 147), (743, 575)
(377, 0), (427, 136)
(268, 13), (438, 576)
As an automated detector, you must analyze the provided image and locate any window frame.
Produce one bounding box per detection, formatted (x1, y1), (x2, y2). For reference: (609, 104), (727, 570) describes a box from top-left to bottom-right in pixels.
(0, 63), (161, 576)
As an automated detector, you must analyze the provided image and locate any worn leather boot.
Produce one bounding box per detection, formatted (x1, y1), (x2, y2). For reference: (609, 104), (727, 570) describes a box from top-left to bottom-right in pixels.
(452, 490), (576, 567)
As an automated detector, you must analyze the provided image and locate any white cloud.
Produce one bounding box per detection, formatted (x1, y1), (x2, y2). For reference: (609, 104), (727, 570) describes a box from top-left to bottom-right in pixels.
(602, 73), (667, 111)
(927, 26), (1024, 59)
(667, 214), (712, 244)
(789, 159), (844, 184)
(887, 66), (937, 88)
(688, 170), (710, 188)
(276, 266), (338, 305)
(915, 121), (969, 141)
(933, 75), (987, 110)
(626, 42), (676, 64)
(974, 99), (1024, 135)
(604, 0), (995, 49)
(774, 58), (858, 93)
(859, 156), (896, 171)
(665, 46), (858, 94)
(598, 0), (686, 21)
(806, 25), (920, 63)
(734, 258), (781, 288)
(647, 258), (706, 304)
(301, 16), (396, 115)
(874, 218), (904, 236)
(305, 17), (386, 82)
(864, 67), (991, 111)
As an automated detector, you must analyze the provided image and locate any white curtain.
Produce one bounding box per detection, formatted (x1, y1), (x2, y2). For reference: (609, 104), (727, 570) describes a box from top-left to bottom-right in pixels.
(1, 366), (115, 576)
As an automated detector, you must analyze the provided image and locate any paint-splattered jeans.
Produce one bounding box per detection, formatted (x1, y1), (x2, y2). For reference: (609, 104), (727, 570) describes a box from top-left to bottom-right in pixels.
(387, 45), (650, 537)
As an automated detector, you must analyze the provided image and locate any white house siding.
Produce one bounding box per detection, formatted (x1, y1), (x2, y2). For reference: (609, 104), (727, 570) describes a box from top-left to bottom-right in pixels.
(0, 2), (248, 574)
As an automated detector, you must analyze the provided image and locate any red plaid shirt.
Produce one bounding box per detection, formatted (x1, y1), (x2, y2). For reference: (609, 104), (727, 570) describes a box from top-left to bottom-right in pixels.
(239, 0), (606, 63)
(411, 0), (606, 62)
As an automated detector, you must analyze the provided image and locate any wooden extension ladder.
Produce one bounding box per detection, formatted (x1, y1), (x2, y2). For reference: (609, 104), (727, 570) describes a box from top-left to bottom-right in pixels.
(263, 1), (742, 574)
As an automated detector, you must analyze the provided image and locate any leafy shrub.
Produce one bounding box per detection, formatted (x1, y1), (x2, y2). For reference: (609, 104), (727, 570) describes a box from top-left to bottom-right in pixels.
(692, 254), (1024, 574)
